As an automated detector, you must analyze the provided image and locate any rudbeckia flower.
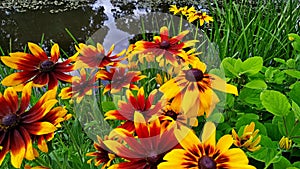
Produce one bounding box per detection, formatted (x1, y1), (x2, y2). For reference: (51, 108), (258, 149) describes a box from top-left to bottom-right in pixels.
(103, 112), (178, 169)
(0, 82), (58, 168)
(96, 67), (146, 94)
(105, 87), (163, 132)
(59, 68), (98, 103)
(1, 42), (76, 90)
(169, 5), (196, 16)
(86, 135), (117, 169)
(160, 95), (198, 128)
(188, 11), (214, 26)
(158, 122), (256, 169)
(35, 106), (71, 153)
(159, 58), (238, 117)
(232, 122), (261, 152)
(133, 26), (197, 66)
(75, 43), (125, 69)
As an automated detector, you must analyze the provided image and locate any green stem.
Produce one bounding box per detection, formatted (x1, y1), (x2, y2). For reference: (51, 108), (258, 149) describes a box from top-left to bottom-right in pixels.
(263, 150), (282, 169)
(179, 15), (183, 33)
(282, 116), (289, 136)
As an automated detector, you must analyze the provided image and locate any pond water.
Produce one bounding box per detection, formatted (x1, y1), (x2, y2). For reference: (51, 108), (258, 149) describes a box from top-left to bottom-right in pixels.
(0, 0), (205, 55)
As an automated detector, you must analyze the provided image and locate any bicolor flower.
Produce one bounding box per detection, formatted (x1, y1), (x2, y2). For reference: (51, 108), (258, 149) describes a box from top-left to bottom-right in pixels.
(159, 58), (238, 117)
(1, 42), (75, 90)
(75, 43), (125, 69)
(103, 112), (178, 169)
(59, 68), (98, 103)
(86, 135), (117, 169)
(96, 67), (146, 94)
(158, 122), (256, 169)
(105, 87), (163, 132)
(133, 26), (197, 66)
(0, 82), (58, 168)
(188, 11), (214, 26)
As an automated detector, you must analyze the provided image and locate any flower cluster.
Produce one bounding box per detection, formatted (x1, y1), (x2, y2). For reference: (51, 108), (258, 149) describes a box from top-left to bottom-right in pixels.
(0, 5), (260, 168)
(169, 5), (214, 26)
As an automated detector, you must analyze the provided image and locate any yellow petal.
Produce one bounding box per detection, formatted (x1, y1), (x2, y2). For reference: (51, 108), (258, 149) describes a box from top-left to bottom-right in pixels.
(201, 121), (216, 146)
(216, 135), (233, 154)
(210, 74), (238, 96)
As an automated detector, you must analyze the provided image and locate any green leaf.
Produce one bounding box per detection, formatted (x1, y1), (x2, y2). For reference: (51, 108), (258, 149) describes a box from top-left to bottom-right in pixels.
(248, 135), (280, 164)
(101, 101), (117, 112)
(265, 123), (282, 141)
(286, 59), (296, 69)
(239, 88), (262, 106)
(207, 112), (224, 123)
(273, 156), (292, 169)
(240, 56), (263, 76)
(293, 161), (300, 168)
(245, 79), (267, 89)
(221, 58), (239, 78)
(289, 82), (300, 106)
(284, 69), (300, 79)
(292, 101), (300, 120)
(274, 58), (286, 64)
(272, 116), (286, 136)
(260, 90), (291, 116)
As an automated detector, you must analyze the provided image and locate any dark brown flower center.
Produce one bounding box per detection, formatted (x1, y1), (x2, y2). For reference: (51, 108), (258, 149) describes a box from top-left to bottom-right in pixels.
(146, 151), (160, 166)
(165, 110), (178, 120)
(198, 156), (216, 169)
(40, 60), (55, 72)
(160, 40), (170, 49)
(185, 69), (204, 82)
(1, 114), (19, 128)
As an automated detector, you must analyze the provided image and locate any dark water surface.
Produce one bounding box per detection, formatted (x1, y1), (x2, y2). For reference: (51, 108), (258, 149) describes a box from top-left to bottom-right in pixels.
(0, 0), (203, 55)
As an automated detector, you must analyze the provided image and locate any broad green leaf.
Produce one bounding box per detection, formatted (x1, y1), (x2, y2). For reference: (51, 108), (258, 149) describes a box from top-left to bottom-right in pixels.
(292, 101), (300, 120)
(240, 56), (263, 76)
(293, 161), (300, 168)
(286, 59), (296, 69)
(273, 156), (292, 169)
(101, 101), (117, 112)
(221, 58), (238, 78)
(234, 58), (243, 73)
(272, 112), (295, 137)
(284, 69), (300, 79)
(289, 82), (300, 106)
(239, 88), (262, 106)
(260, 90), (291, 116)
(264, 123), (282, 141)
(245, 79), (267, 89)
(290, 122), (300, 144)
(272, 116), (286, 136)
(248, 135), (280, 164)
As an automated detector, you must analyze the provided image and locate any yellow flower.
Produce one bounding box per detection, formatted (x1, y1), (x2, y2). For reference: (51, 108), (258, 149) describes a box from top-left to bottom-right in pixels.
(169, 5), (186, 15)
(279, 136), (292, 150)
(158, 122), (256, 169)
(159, 58), (238, 117)
(232, 122), (261, 152)
(188, 12), (214, 26)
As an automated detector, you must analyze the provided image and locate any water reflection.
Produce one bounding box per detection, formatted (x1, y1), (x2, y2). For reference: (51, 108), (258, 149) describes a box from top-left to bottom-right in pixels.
(0, 3), (106, 54)
(0, 0), (205, 54)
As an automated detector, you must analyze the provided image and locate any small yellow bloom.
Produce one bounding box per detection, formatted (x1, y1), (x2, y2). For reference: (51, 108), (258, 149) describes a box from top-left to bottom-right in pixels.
(232, 122), (261, 152)
(169, 5), (186, 15)
(279, 136), (292, 150)
(188, 12), (214, 26)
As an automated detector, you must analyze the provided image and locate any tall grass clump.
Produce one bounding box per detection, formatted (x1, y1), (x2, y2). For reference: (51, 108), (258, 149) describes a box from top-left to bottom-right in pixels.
(209, 0), (300, 63)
